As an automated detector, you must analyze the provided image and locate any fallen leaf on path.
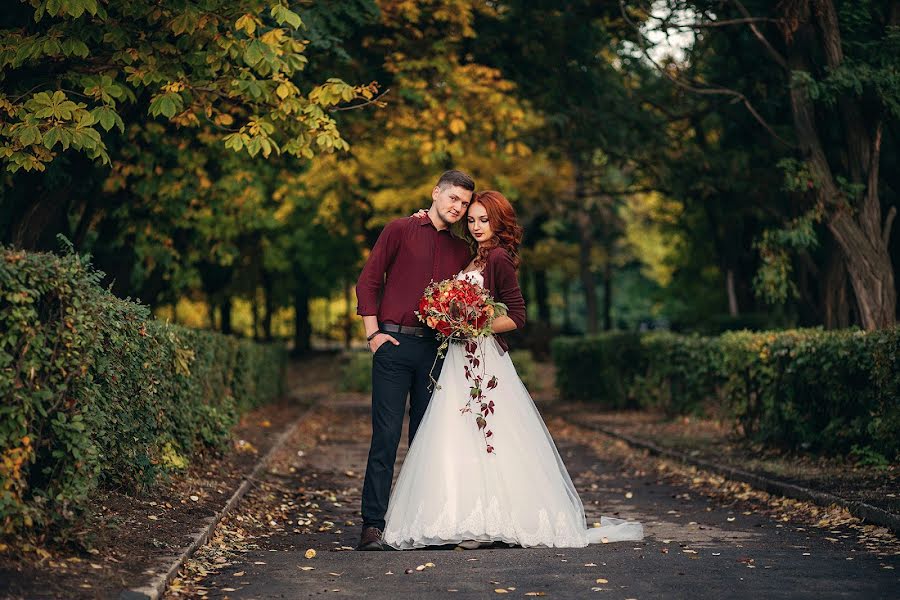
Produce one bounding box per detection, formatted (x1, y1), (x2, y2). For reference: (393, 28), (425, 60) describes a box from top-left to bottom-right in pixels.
(304, 549), (316, 559)
(596, 578), (609, 584)
(524, 593), (546, 597)
(584, 563), (597, 567)
(299, 566), (314, 571)
(494, 589), (508, 594)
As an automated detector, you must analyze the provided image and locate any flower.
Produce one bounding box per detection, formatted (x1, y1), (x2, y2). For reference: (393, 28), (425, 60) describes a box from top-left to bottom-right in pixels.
(417, 277), (508, 453)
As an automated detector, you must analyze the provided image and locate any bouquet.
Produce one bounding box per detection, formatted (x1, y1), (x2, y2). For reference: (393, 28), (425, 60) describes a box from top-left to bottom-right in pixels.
(416, 277), (507, 453)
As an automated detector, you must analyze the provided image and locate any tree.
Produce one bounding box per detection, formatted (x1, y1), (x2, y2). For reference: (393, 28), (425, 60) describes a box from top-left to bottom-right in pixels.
(1, 0), (377, 249)
(472, 0), (663, 332)
(625, 0), (899, 329)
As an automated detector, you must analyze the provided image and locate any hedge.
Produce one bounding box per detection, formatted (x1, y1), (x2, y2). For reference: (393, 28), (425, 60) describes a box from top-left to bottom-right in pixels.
(551, 328), (900, 460)
(0, 248), (286, 537)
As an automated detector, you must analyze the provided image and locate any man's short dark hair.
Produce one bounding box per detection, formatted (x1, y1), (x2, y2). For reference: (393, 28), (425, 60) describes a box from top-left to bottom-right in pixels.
(436, 169), (475, 192)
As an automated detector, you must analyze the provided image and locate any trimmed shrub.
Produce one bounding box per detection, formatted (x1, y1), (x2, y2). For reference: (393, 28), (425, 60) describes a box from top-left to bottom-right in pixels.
(551, 328), (900, 460)
(550, 332), (645, 408)
(509, 349), (537, 391)
(635, 332), (722, 416)
(0, 248), (286, 537)
(339, 351), (373, 393)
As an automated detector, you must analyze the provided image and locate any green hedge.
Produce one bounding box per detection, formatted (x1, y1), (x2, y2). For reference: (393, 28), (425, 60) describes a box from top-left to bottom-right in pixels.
(551, 328), (900, 460)
(0, 248), (286, 537)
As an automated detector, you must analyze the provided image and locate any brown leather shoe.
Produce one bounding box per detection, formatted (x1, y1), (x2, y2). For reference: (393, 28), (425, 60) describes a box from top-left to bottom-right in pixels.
(357, 526), (384, 551)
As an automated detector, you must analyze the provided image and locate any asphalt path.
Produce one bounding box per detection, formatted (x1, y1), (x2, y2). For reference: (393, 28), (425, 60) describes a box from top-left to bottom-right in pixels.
(180, 393), (899, 600)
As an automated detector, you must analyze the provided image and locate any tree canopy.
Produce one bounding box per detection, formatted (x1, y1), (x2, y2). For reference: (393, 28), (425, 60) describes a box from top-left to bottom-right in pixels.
(1, 0), (897, 343)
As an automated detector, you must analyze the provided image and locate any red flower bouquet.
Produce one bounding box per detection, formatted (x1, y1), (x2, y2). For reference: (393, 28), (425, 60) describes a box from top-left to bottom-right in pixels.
(416, 277), (507, 453)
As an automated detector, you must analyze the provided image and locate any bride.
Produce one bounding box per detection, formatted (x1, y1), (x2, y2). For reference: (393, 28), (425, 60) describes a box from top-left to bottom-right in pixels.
(382, 191), (643, 550)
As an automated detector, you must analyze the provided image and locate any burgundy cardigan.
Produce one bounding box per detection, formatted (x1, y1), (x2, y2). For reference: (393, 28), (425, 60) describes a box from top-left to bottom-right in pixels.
(482, 246), (526, 353)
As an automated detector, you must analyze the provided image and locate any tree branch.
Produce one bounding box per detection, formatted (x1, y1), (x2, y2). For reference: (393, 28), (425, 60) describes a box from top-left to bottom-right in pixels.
(330, 88), (391, 112)
(619, 1), (795, 148)
(730, 0), (789, 70)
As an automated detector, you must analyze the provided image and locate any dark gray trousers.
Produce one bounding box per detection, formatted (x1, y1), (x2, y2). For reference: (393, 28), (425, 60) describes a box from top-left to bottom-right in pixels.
(361, 332), (444, 530)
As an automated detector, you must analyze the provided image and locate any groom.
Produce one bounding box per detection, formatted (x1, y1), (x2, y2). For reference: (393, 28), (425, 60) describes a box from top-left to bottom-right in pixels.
(355, 169), (475, 550)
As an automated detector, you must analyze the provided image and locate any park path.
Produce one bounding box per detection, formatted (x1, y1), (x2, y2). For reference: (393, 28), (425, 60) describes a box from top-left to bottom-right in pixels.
(166, 357), (899, 600)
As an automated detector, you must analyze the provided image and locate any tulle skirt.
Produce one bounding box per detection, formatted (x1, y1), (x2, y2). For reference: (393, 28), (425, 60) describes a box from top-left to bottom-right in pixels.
(382, 337), (643, 550)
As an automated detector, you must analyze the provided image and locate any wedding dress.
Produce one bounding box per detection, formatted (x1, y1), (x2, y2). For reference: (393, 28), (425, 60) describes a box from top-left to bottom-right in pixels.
(382, 270), (643, 550)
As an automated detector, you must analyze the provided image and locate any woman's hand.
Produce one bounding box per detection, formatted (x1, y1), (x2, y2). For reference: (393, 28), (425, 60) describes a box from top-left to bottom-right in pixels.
(411, 208), (428, 218)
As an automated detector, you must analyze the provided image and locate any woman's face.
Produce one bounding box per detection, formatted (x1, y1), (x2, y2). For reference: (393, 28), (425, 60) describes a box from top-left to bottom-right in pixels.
(467, 201), (493, 244)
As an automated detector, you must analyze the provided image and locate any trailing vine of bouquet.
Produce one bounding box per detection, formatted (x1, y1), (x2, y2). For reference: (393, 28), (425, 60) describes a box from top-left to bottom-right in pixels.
(416, 277), (507, 453)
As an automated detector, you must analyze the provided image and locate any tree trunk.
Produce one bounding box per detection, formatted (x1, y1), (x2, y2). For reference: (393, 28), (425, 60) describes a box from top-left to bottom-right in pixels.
(261, 270), (275, 341)
(293, 283), (311, 355)
(220, 295), (233, 335)
(207, 298), (217, 330)
(574, 164), (599, 334)
(822, 247), (852, 329)
(726, 269), (739, 317)
(251, 288), (260, 341)
(534, 269), (551, 324)
(784, 14), (897, 329)
(602, 259), (612, 331)
(828, 210), (896, 329)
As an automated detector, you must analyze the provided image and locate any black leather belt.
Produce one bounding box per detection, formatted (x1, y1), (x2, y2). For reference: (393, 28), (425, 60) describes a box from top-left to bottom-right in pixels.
(380, 322), (428, 337)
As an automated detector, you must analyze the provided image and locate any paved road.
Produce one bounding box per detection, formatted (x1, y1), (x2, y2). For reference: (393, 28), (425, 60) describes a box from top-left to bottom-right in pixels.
(178, 392), (899, 599)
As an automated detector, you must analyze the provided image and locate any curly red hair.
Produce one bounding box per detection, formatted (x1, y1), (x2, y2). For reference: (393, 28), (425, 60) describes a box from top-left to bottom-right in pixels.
(468, 190), (523, 270)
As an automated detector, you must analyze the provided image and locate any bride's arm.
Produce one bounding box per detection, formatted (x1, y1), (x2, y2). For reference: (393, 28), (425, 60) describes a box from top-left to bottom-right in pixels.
(491, 314), (519, 334)
(489, 251), (526, 334)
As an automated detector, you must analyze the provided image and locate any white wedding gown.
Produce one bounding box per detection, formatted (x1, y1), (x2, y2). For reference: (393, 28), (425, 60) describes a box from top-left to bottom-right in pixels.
(382, 271), (643, 550)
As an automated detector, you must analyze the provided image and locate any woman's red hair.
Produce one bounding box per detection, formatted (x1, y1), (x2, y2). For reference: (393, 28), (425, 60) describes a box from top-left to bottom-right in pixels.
(468, 190), (523, 269)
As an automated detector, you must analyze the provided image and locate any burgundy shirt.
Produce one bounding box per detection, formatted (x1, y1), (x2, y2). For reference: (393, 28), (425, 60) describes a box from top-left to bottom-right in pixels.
(482, 246), (527, 353)
(356, 215), (472, 327)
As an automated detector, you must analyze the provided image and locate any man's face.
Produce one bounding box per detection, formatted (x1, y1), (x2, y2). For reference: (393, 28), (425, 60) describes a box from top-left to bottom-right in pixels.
(432, 184), (473, 225)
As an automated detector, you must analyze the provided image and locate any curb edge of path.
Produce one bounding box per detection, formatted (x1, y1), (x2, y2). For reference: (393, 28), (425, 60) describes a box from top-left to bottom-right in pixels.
(564, 416), (900, 536)
(119, 399), (319, 600)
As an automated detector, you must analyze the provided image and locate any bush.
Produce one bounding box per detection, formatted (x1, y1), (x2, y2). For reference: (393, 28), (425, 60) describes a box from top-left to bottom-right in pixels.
(339, 351), (373, 393)
(550, 332), (645, 408)
(551, 328), (900, 460)
(509, 349), (538, 391)
(0, 248), (286, 538)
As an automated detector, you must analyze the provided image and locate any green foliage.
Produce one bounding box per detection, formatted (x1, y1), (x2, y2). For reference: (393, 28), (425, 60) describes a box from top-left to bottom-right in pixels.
(0, 247), (285, 538)
(550, 332), (646, 408)
(338, 351), (372, 393)
(509, 350), (537, 391)
(0, 0), (376, 173)
(552, 328), (900, 460)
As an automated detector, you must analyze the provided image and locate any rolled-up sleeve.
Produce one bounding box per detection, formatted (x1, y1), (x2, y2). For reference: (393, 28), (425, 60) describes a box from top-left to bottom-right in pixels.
(492, 251), (526, 329)
(356, 219), (404, 316)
